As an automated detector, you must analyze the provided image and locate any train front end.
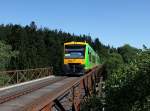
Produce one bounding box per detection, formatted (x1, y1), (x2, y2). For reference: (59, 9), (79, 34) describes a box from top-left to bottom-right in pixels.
(63, 42), (86, 76)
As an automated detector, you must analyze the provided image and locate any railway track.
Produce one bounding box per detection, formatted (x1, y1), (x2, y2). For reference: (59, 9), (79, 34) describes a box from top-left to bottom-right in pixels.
(0, 76), (67, 104)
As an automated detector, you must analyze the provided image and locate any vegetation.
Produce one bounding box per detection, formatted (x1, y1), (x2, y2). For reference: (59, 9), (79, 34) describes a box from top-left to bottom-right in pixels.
(105, 47), (150, 111)
(0, 41), (17, 85)
(81, 96), (103, 111)
(0, 41), (17, 70)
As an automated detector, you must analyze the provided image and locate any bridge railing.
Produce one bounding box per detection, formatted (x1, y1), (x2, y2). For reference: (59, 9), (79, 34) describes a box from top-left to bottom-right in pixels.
(0, 67), (53, 87)
(27, 65), (104, 111)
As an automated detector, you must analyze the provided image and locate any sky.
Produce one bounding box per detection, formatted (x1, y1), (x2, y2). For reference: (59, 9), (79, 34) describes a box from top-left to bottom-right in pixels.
(0, 0), (149, 48)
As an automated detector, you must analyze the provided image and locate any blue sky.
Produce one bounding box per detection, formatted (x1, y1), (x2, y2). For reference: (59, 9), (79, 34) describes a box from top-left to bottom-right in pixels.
(0, 0), (149, 48)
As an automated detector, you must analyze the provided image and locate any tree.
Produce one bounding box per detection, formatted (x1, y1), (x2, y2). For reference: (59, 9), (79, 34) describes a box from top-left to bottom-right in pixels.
(0, 41), (18, 86)
(0, 41), (17, 70)
(105, 49), (150, 111)
(118, 44), (139, 63)
(94, 38), (110, 62)
(81, 96), (103, 111)
(104, 53), (124, 78)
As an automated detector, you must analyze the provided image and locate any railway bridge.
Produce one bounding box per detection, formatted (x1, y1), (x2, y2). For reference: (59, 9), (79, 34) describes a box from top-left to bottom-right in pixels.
(0, 66), (104, 111)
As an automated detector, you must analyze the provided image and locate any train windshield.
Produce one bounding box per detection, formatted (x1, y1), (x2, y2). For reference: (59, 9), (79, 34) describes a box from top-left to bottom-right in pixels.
(64, 45), (85, 58)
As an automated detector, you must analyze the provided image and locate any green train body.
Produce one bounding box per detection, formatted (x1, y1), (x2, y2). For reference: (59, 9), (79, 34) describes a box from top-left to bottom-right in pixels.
(63, 41), (100, 76)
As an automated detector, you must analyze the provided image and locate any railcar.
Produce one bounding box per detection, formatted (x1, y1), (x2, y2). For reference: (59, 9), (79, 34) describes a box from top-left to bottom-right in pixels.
(63, 41), (100, 76)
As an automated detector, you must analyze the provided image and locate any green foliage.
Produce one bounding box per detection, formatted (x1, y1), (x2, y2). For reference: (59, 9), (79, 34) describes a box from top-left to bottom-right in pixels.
(118, 44), (139, 63)
(94, 38), (110, 62)
(105, 49), (150, 111)
(0, 41), (18, 85)
(104, 53), (124, 78)
(81, 96), (103, 111)
(0, 41), (17, 70)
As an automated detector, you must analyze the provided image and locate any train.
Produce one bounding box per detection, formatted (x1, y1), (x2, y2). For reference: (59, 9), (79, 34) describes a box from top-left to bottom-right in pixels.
(63, 41), (100, 76)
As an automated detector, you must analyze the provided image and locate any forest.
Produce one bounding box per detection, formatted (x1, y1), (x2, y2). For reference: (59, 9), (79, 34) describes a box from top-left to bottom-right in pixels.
(0, 22), (150, 111)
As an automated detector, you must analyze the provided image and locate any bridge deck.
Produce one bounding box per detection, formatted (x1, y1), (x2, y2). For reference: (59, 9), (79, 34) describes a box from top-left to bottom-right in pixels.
(0, 77), (79, 111)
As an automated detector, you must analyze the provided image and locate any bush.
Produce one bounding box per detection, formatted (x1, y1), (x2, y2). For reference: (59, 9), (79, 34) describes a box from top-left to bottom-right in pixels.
(105, 49), (150, 111)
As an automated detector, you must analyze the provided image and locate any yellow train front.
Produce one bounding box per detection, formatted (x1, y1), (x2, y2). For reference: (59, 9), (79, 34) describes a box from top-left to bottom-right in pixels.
(63, 41), (100, 76)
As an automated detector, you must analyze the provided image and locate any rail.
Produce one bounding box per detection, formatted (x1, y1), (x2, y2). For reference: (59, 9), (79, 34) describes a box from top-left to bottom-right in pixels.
(0, 67), (53, 87)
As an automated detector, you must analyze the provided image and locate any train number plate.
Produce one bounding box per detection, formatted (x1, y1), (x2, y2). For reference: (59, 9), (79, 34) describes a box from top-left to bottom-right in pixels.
(68, 60), (74, 63)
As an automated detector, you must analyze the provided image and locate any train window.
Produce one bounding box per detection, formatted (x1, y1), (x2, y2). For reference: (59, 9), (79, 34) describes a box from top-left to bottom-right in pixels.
(92, 55), (96, 63)
(64, 45), (85, 58)
(89, 50), (92, 62)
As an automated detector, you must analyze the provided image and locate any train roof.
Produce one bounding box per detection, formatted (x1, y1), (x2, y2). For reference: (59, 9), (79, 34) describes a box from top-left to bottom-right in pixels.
(64, 41), (89, 45)
(64, 41), (88, 45)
